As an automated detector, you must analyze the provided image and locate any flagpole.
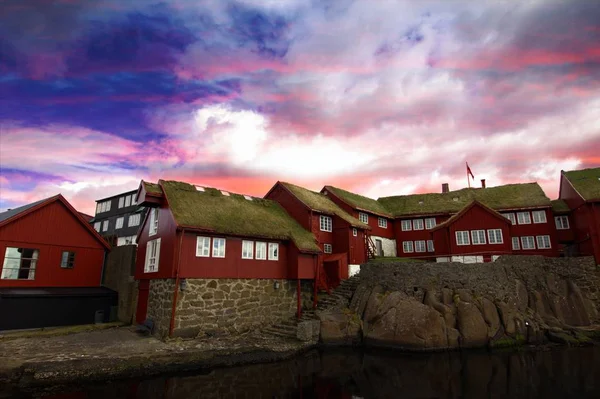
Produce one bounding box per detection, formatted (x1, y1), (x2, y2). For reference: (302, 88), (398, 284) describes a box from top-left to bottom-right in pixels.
(466, 162), (470, 188)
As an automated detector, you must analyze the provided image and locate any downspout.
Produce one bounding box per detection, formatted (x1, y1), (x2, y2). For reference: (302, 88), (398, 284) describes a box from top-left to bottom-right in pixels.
(168, 228), (185, 337)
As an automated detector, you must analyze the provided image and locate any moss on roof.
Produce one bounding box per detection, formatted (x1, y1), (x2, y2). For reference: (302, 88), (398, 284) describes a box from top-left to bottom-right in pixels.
(281, 182), (370, 229)
(551, 199), (570, 213)
(378, 183), (551, 217)
(142, 181), (162, 195)
(324, 185), (392, 217)
(564, 167), (600, 201)
(159, 180), (320, 252)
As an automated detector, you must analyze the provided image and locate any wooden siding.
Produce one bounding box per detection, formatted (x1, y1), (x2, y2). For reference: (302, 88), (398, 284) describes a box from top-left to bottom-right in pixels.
(506, 208), (559, 257)
(0, 201), (105, 287)
(265, 184), (311, 231)
(134, 206), (178, 280)
(394, 215), (450, 259)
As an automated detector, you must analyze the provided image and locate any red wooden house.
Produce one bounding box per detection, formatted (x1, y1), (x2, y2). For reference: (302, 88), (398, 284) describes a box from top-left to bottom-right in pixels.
(558, 168), (600, 263)
(0, 195), (114, 330)
(265, 182), (370, 285)
(321, 186), (396, 259)
(134, 180), (321, 338)
(551, 199), (576, 257)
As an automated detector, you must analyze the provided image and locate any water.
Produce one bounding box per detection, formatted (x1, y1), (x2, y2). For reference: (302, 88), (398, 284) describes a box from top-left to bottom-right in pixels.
(7, 346), (600, 398)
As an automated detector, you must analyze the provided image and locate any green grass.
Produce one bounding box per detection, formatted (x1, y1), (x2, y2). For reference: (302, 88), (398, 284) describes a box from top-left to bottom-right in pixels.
(564, 167), (600, 201)
(551, 199), (570, 213)
(325, 185), (392, 217)
(143, 181), (162, 194)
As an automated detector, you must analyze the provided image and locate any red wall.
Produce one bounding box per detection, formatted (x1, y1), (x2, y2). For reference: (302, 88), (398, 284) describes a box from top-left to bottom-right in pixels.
(393, 214), (449, 258)
(0, 201), (105, 287)
(135, 206), (178, 280)
(266, 185), (311, 231)
(506, 208), (558, 257)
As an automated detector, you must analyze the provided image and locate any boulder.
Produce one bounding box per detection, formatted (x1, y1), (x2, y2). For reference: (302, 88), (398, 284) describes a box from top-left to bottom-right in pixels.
(481, 298), (501, 338)
(515, 279), (529, 311)
(319, 309), (361, 345)
(456, 302), (488, 347)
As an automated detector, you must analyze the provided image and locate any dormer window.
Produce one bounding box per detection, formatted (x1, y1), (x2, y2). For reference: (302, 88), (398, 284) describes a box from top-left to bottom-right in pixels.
(221, 190), (230, 196)
(359, 212), (368, 224)
(244, 195), (253, 201)
(195, 186), (205, 192)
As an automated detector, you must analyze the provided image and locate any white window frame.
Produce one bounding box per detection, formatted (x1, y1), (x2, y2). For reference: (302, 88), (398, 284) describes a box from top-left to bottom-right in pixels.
(320, 215), (332, 232)
(555, 216), (570, 230)
(512, 237), (520, 250)
(536, 235), (551, 249)
(195, 236), (211, 257)
(378, 217), (387, 228)
(144, 238), (161, 273)
(96, 200), (111, 214)
(118, 197), (124, 208)
(268, 243), (279, 260)
(456, 231), (470, 246)
(402, 241), (414, 253)
(352, 228), (357, 237)
(125, 195), (131, 207)
(102, 220), (109, 232)
(521, 236), (536, 250)
(115, 217), (124, 229)
(131, 194), (137, 205)
(427, 240), (434, 252)
(359, 212), (369, 224)
(401, 220), (412, 231)
(323, 243), (332, 254)
(471, 230), (486, 245)
(502, 213), (516, 225)
(532, 210), (547, 224)
(256, 242), (267, 260)
(413, 219), (424, 230)
(212, 238), (226, 258)
(415, 240), (426, 253)
(487, 229), (503, 244)
(517, 212), (531, 225)
(149, 208), (159, 236)
(242, 240), (254, 259)
(425, 217), (436, 230)
(128, 213), (141, 227)
(94, 222), (101, 231)
(1, 247), (39, 280)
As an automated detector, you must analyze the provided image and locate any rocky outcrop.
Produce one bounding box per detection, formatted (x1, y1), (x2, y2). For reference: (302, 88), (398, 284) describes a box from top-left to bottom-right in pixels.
(318, 256), (600, 350)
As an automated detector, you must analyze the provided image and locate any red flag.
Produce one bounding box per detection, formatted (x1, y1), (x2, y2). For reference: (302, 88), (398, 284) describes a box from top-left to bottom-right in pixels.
(466, 163), (475, 179)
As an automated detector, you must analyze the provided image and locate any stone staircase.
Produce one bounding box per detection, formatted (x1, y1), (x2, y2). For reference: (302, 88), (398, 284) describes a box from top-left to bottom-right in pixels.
(261, 275), (361, 341)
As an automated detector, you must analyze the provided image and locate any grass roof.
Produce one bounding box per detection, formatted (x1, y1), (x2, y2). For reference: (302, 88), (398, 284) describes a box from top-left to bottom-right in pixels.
(281, 182), (370, 229)
(142, 181), (162, 195)
(159, 180), (320, 252)
(324, 185), (392, 217)
(551, 199), (570, 213)
(564, 167), (600, 201)
(378, 183), (551, 217)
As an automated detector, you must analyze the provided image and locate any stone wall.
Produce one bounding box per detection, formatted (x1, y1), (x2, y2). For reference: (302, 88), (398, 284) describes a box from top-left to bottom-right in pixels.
(372, 236), (397, 257)
(147, 279), (176, 338)
(102, 245), (138, 323)
(174, 278), (314, 337)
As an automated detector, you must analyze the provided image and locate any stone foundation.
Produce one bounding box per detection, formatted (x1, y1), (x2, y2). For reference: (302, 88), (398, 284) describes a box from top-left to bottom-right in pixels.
(147, 279), (177, 338)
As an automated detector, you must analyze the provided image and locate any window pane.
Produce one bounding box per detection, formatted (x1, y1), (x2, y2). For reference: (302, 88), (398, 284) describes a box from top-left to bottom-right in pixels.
(268, 243), (279, 260)
(242, 241), (254, 259)
(413, 219), (424, 230)
(256, 242), (267, 259)
(401, 220), (412, 231)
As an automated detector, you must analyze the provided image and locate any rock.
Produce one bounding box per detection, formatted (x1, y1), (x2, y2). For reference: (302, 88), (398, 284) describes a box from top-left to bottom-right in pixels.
(318, 309), (361, 345)
(456, 302), (488, 347)
(481, 298), (501, 338)
(297, 319), (320, 342)
(363, 285), (384, 324)
(349, 284), (372, 318)
(515, 280), (529, 311)
(424, 290), (456, 329)
(496, 302), (517, 336)
(455, 289), (473, 303)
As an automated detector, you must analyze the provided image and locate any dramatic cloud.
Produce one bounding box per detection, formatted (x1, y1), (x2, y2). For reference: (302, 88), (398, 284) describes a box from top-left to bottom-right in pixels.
(0, 0), (599, 214)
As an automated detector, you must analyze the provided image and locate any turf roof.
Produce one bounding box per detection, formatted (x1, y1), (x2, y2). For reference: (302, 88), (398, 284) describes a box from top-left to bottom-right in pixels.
(324, 185), (392, 217)
(280, 182), (370, 229)
(159, 180), (320, 252)
(564, 167), (600, 201)
(142, 181), (162, 195)
(378, 183), (551, 217)
(551, 199), (570, 213)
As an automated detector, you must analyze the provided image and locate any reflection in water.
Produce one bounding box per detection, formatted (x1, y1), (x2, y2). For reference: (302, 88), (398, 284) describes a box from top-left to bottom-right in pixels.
(19, 347), (600, 398)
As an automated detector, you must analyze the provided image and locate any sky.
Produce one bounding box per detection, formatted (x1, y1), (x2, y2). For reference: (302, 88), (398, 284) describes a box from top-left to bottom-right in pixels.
(1, 0), (599, 215)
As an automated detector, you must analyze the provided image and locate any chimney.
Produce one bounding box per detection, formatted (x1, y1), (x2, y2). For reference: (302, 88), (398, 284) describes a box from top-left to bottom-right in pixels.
(481, 179), (486, 189)
(442, 183), (449, 193)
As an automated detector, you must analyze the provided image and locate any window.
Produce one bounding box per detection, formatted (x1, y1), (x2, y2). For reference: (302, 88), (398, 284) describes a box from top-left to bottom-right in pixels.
(131, 194), (137, 205)
(413, 219), (424, 230)
(471, 230), (486, 245)
(555, 216), (570, 230)
(512, 237), (520, 250)
(256, 242), (267, 260)
(415, 240), (426, 253)
(96, 200), (111, 214)
(118, 197), (124, 208)
(144, 238), (161, 273)
(359, 212), (369, 224)
(128, 214), (141, 227)
(320, 215), (332, 232)
(517, 212), (531, 225)
(536, 235), (551, 249)
(402, 241), (414, 253)
(401, 220), (412, 231)
(502, 213), (516, 225)
(425, 218), (436, 230)
(324, 244), (332, 254)
(117, 236), (137, 246)
(532, 210), (547, 224)
(125, 195), (131, 207)
(102, 220), (109, 232)
(378, 217), (387, 228)
(427, 240), (434, 252)
(61, 251), (75, 268)
(212, 238), (226, 258)
(242, 240), (254, 259)
(487, 229), (503, 244)
(115, 217), (124, 229)
(196, 236), (211, 257)
(456, 231), (470, 246)
(149, 208), (159, 236)
(521, 236), (536, 250)
(1, 247), (39, 280)
(268, 243), (279, 260)
(352, 228), (357, 237)
(94, 222), (101, 232)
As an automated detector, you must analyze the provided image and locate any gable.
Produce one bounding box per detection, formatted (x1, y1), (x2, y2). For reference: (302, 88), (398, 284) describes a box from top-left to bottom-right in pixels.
(431, 201), (511, 232)
(324, 186), (392, 217)
(564, 168), (600, 201)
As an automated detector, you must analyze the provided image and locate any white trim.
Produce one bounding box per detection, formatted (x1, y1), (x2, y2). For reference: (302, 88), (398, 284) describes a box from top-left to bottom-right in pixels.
(359, 212), (369, 224)
(94, 222), (101, 232)
(413, 219), (424, 230)
(102, 220), (109, 232)
(402, 241), (414, 253)
(501, 213), (516, 225)
(471, 230), (486, 245)
(128, 213), (141, 227)
(512, 237), (520, 250)
(352, 228), (357, 237)
(415, 240), (426, 253)
(320, 215), (332, 232)
(456, 231), (470, 246)
(144, 238), (161, 273)
(377, 217), (387, 228)
(149, 208), (159, 236)
(536, 235), (551, 249)
(256, 242), (267, 260)
(268, 243), (279, 260)
(242, 240), (254, 259)
(323, 243), (332, 254)
(521, 236), (535, 250)
(401, 220), (412, 231)
(554, 216), (570, 230)
(196, 236), (211, 257)
(118, 197), (124, 208)
(212, 238), (226, 258)
(517, 212), (531, 225)
(427, 240), (434, 252)
(425, 217), (436, 230)
(532, 210), (547, 224)
(115, 217), (124, 229)
(487, 229), (503, 244)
